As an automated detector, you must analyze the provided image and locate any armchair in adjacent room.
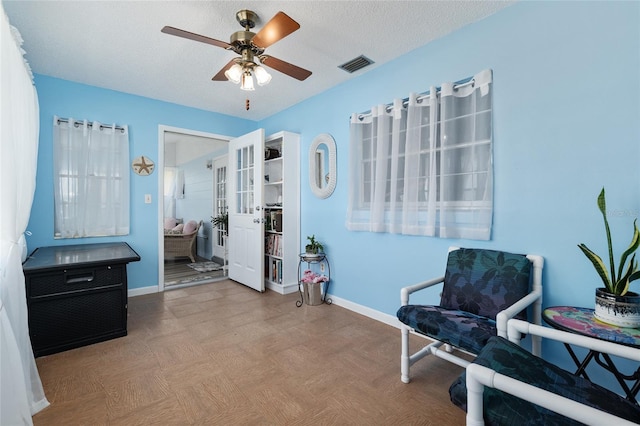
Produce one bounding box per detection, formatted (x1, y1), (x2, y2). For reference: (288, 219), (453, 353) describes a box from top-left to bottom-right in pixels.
(164, 219), (202, 263)
(396, 247), (544, 383)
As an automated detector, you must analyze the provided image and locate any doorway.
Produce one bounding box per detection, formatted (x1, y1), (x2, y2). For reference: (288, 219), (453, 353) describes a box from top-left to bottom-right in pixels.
(157, 125), (230, 292)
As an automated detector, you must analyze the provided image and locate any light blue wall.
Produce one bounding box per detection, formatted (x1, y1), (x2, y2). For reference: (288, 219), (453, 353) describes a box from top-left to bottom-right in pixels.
(261, 1), (640, 385)
(28, 75), (254, 290)
(263, 0), (640, 310)
(27, 1), (639, 393)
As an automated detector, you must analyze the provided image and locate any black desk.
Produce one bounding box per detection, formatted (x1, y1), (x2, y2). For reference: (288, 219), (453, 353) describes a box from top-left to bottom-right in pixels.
(22, 242), (140, 356)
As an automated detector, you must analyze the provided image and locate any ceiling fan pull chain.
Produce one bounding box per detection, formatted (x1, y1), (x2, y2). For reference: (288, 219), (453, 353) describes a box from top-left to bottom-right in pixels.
(246, 98), (250, 110)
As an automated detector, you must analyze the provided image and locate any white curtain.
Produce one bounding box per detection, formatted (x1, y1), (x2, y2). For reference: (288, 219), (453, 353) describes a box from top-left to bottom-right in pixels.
(164, 166), (177, 218)
(0, 6), (49, 425)
(347, 69), (493, 240)
(53, 117), (130, 238)
(175, 169), (185, 199)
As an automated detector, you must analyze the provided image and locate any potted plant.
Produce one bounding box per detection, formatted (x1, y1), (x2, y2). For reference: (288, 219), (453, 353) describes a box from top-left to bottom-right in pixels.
(211, 212), (228, 233)
(578, 188), (640, 327)
(305, 234), (324, 255)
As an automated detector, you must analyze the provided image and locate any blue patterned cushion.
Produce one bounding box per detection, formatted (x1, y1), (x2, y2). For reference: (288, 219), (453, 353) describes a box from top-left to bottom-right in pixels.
(441, 248), (532, 321)
(449, 336), (640, 425)
(396, 305), (496, 354)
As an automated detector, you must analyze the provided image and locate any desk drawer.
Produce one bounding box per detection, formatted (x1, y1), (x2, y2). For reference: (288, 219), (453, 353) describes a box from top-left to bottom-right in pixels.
(27, 265), (124, 298)
(29, 287), (127, 356)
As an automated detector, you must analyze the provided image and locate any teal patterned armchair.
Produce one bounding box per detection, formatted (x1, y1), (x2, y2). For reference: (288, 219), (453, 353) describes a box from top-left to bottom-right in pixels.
(397, 247), (544, 383)
(451, 320), (640, 425)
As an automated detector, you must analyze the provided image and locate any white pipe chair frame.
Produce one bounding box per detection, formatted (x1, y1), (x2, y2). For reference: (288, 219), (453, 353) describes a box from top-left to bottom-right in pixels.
(400, 247), (544, 383)
(465, 319), (640, 426)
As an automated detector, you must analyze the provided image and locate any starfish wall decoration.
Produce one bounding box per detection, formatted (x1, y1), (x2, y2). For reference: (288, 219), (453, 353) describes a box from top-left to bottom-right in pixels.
(132, 155), (155, 175)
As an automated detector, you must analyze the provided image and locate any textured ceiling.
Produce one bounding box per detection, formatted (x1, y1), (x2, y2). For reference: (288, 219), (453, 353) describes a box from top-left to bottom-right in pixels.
(3, 1), (513, 121)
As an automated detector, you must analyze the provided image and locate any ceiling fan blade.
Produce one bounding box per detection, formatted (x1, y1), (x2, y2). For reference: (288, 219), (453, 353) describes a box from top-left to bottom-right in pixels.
(260, 55), (312, 81)
(212, 60), (237, 81)
(251, 12), (300, 49)
(161, 26), (232, 50)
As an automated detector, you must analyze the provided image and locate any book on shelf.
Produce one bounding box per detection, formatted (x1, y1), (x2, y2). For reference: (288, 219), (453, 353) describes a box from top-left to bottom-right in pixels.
(270, 258), (282, 283)
(265, 234), (283, 257)
(265, 234), (273, 254)
(274, 211), (283, 232)
(276, 234), (282, 257)
(265, 210), (283, 233)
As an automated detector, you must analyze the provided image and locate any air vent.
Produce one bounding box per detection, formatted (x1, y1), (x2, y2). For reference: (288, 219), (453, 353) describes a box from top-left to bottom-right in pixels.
(338, 55), (375, 73)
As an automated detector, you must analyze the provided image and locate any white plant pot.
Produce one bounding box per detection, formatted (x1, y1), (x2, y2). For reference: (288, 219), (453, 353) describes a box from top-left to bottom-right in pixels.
(594, 288), (640, 328)
(301, 252), (323, 262)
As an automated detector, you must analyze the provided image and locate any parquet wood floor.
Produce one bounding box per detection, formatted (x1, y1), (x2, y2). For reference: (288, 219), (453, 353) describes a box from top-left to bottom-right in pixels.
(32, 280), (466, 425)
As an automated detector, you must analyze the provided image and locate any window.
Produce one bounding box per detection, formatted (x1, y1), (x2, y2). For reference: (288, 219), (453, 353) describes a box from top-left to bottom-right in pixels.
(53, 117), (130, 238)
(235, 145), (254, 215)
(347, 69), (493, 240)
(215, 163), (227, 246)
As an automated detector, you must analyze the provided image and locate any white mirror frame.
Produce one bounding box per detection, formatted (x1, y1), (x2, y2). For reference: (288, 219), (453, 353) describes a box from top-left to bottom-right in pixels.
(309, 133), (337, 199)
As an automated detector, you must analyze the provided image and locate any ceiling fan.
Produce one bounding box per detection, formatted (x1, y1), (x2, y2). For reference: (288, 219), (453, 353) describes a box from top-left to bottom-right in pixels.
(161, 10), (312, 91)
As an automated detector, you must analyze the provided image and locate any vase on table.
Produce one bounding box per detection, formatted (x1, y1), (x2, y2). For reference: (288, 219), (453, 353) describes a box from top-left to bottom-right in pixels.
(594, 288), (640, 328)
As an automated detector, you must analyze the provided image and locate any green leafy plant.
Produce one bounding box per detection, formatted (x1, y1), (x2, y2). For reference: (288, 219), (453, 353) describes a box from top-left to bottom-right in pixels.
(578, 188), (640, 295)
(305, 234), (324, 254)
(211, 212), (228, 232)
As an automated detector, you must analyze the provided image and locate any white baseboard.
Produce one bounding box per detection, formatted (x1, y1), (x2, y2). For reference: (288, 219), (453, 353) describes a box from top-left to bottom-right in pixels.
(266, 281), (298, 295)
(128, 285), (158, 297)
(326, 293), (403, 330)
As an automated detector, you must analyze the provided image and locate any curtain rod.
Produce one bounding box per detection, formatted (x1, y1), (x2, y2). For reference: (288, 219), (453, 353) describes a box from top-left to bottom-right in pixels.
(56, 117), (126, 133)
(354, 76), (475, 120)
(411, 77), (475, 105)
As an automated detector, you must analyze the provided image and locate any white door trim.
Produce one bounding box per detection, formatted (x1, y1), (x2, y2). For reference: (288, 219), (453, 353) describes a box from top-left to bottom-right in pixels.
(157, 125), (231, 292)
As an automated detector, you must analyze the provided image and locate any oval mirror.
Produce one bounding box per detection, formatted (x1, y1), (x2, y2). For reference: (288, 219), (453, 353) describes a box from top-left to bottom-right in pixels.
(309, 133), (337, 199)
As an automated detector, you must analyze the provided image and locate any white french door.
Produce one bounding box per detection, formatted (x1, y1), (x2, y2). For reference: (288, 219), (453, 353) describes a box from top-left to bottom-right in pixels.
(212, 155), (227, 262)
(228, 129), (265, 291)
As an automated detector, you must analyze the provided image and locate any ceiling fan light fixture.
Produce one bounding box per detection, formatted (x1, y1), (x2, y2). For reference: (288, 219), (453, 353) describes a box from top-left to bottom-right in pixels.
(164, 10), (312, 88)
(254, 65), (272, 86)
(225, 63), (243, 84)
(240, 72), (255, 91)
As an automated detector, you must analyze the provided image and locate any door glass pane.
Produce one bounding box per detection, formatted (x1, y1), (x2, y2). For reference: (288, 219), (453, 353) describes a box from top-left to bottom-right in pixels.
(242, 169), (248, 192)
(236, 148), (244, 214)
(235, 145), (255, 214)
(215, 165), (227, 246)
(247, 145), (254, 214)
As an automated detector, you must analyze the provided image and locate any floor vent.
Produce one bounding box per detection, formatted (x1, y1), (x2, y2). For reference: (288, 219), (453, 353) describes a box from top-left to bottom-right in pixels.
(338, 55), (375, 73)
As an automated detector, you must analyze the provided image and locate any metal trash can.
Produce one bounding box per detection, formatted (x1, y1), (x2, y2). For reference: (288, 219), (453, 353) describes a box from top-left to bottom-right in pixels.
(303, 281), (323, 306)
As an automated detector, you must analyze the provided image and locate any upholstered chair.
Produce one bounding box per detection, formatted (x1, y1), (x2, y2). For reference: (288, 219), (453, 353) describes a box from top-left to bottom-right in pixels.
(397, 247), (543, 383)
